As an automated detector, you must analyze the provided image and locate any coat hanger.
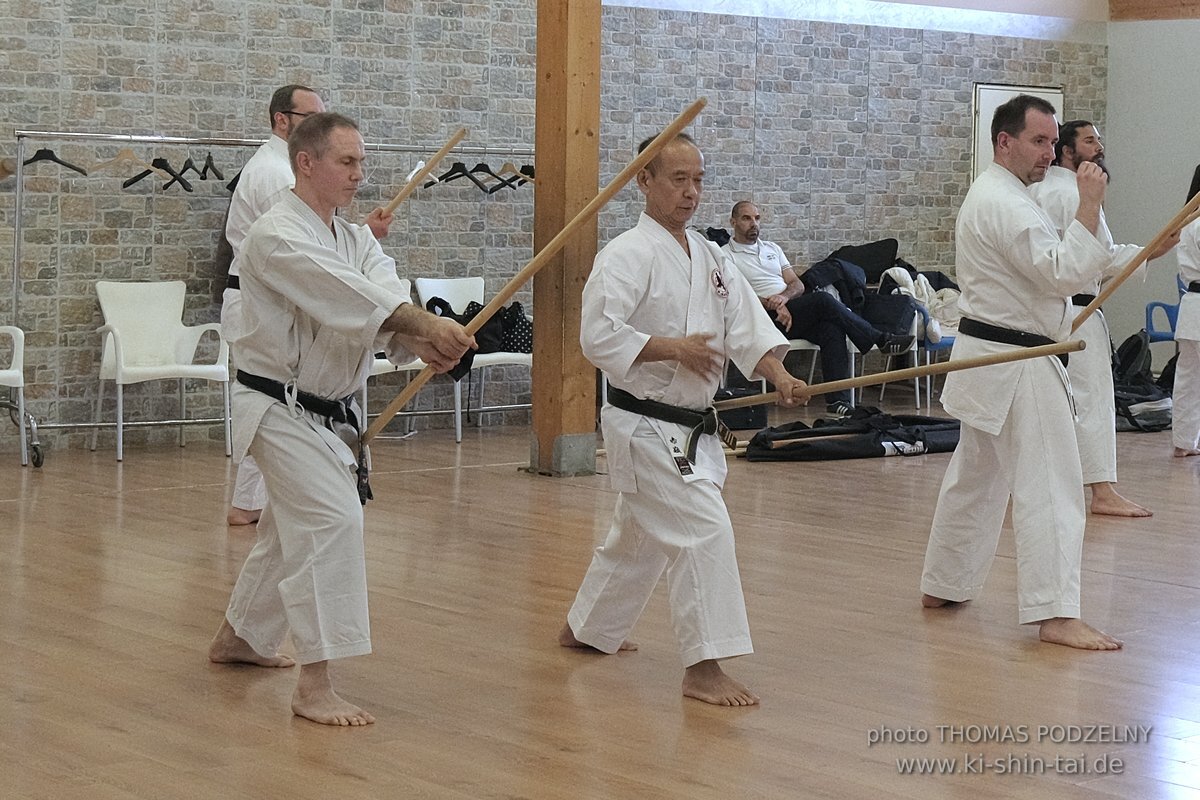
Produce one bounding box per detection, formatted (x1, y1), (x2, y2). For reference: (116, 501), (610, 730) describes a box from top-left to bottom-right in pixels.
(200, 152), (224, 181)
(157, 158), (194, 192)
(92, 148), (170, 180)
(469, 161), (506, 189)
(423, 161), (490, 192)
(123, 157), (193, 192)
(23, 147), (88, 176)
(488, 161), (536, 193)
(179, 156), (203, 178)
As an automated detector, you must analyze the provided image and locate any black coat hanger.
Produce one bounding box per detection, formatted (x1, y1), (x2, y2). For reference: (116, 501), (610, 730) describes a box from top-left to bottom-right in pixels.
(200, 152), (224, 181)
(488, 162), (536, 193)
(158, 158), (194, 192)
(179, 156), (202, 178)
(424, 161), (490, 192)
(470, 161), (507, 189)
(225, 168), (242, 193)
(23, 148), (87, 176)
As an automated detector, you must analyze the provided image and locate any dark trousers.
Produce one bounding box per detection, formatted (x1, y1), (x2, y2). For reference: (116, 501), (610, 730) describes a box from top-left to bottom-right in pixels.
(781, 292), (881, 404)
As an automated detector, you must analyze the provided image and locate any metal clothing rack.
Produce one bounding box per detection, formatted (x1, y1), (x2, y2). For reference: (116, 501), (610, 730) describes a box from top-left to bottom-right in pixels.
(5, 128), (536, 463)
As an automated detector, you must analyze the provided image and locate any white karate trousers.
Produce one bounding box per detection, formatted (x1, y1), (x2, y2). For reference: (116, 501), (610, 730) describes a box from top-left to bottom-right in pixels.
(222, 287), (267, 512)
(224, 403), (371, 664)
(568, 420), (753, 667)
(1174, 338), (1200, 450)
(921, 359), (1086, 624)
(1069, 311), (1117, 485)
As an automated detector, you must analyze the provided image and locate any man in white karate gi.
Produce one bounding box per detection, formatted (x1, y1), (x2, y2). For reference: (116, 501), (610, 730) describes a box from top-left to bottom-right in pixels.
(559, 133), (808, 705)
(1028, 120), (1155, 518)
(222, 84), (392, 526)
(920, 95), (1174, 650)
(208, 112), (474, 725)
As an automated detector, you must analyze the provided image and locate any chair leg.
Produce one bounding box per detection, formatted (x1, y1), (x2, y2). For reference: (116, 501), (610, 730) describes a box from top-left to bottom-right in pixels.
(222, 380), (232, 457)
(92, 379), (106, 451)
(178, 378), (186, 448)
(912, 351), (920, 409)
(476, 367), (487, 428)
(116, 383), (124, 462)
(453, 379), (463, 443)
(17, 386), (28, 466)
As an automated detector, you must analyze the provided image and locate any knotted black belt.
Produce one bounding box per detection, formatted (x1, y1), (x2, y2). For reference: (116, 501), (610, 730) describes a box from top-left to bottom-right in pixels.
(1188, 281), (1200, 293)
(958, 318), (1068, 367)
(1071, 293), (1096, 306)
(606, 385), (737, 461)
(236, 370), (373, 505)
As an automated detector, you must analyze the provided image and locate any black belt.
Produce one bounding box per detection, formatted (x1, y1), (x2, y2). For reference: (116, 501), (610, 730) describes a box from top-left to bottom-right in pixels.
(606, 385), (736, 461)
(1188, 281), (1200, 293)
(227, 275), (240, 290)
(958, 318), (1068, 367)
(1071, 293), (1096, 306)
(236, 370), (373, 504)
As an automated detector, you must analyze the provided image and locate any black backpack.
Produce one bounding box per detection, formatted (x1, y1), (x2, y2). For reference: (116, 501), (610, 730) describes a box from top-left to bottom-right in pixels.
(1112, 330), (1172, 432)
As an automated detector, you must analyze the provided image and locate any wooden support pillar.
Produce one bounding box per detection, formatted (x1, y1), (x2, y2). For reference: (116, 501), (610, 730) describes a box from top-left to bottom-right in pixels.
(530, 0), (601, 476)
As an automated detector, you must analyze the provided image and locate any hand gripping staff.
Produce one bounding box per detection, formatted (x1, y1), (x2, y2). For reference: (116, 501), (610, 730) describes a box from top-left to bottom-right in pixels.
(362, 98), (709, 444)
(1070, 190), (1200, 333)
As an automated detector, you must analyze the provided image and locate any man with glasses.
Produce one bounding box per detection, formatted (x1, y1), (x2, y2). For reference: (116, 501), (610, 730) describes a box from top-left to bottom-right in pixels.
(222, 84), (391, 526)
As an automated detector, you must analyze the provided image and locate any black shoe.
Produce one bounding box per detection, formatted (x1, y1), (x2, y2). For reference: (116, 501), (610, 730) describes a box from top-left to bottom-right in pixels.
(878, 333), (914, 355)
(825, 400), (853, 419)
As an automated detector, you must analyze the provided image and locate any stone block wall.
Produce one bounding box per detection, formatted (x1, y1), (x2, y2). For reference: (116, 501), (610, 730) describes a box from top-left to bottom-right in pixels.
(0, 1), (1106, 454)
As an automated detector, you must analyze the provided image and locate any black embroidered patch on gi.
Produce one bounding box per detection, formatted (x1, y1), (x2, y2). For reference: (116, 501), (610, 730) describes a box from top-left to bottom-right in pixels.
(674, 455), (693, 476)
(711, 267), (729, 298)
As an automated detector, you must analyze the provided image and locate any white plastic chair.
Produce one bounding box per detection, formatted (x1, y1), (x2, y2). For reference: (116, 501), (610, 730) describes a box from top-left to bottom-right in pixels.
(91, 281), (231, 461)
(414, 277), (532, 442)
(0, 326), (29, 465)
(747, 338), (854, 400)
(360, 354), (427, 434)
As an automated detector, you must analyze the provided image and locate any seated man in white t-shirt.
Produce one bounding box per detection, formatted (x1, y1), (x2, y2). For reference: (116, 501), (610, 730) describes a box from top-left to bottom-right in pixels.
(721, 200), (910, 415)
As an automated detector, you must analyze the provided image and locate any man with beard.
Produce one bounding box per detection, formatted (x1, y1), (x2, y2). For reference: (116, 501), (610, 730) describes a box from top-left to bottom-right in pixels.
(1028, 120), (1153, 517)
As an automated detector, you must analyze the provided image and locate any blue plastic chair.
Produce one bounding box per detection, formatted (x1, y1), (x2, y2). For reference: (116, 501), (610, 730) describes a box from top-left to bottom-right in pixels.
(1145, 275), (1185, 344)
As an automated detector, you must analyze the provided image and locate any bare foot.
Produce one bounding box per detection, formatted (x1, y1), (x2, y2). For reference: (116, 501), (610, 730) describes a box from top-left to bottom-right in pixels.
(921, 593), (961, 608)
(682, 660), (759, 706)
(1038, 617), (1123, 650)
(227, 506), (261, 526)
(557, 622), (637, 652)
(1174, 447), (1200, 458)
(292, 661), (375, 726)
(1088, 483), (1152, 517)
(208, 619), (294, 667)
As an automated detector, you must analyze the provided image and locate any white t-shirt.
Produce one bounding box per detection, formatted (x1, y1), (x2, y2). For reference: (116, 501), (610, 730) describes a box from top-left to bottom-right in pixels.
(722, 239), (791, 298)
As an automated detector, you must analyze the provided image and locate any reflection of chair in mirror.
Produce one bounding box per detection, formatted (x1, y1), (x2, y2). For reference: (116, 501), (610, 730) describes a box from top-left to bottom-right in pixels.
(413, 277), (532, 442)
(0, 325), (29, 465)
(91, 280), (231, 461)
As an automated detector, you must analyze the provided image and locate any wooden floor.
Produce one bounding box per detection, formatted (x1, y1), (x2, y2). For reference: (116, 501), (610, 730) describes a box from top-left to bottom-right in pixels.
(5, 398), (1200, 799)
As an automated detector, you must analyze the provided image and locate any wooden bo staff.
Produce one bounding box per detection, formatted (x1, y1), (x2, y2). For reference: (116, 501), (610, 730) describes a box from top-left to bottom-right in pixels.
(713, 338), (1085, 412)
(363, 97), (710, 444)
(1070, 190), (1200, 333)
(376, 127), (468, 217)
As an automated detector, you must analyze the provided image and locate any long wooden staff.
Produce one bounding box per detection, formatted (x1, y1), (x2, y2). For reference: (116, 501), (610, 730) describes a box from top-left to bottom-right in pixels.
(714, 339), (1084, 411)
(363, 98), (709, 444)
(376, 127), (468, 217)
(1070, 191), (1200, 333)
